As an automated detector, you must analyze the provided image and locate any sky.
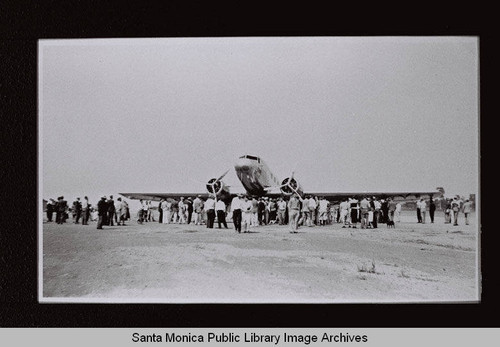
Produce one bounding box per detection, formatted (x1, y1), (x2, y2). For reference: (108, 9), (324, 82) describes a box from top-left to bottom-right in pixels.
(40, 37), (479, 206)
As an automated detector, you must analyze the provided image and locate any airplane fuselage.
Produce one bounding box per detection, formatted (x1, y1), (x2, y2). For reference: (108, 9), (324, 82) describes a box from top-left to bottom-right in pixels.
(234, 155), (281, 196)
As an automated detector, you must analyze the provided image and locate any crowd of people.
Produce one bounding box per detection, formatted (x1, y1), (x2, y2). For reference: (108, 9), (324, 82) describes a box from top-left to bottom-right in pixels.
(45, 195), (130, 229)
(45, 193), (474, 231)
(442, 196), (473, 226)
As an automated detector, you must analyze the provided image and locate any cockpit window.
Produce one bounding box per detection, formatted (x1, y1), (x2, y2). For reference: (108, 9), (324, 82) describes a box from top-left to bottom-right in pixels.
(245, 155), (260, 162)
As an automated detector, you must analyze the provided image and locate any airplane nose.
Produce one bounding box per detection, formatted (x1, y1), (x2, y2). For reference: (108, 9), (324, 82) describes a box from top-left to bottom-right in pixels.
(235, 158), (251, 172)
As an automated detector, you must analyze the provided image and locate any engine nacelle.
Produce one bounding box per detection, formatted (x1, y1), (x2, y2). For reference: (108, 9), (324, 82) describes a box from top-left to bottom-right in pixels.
(206, 178), (224, 196)
(280, 177), (303, 196)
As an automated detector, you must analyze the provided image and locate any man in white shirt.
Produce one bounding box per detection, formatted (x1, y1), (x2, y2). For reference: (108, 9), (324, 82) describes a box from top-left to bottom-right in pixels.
(308, 196), (317, 227)
(161, 199), (170, 224)
(193, 195), (203, 225)
(116, 197), (127, 226)
(178, 197), (186, 224)
(418, 199), (427, 224)
(451, 196), (462, 226)
(298, 196), (309, 227)
(241, 195), (253, 233)
(395, 202), (402, 222)
(277, 197), (287, 225)
(81, 196), (90, 225)
(204, 197), (216, 229)
(340, 199), (349, 227)
(230, 194), (243, 233)
(318, 197), (329, 226)
(251, 197), (259, 227)
(288, 194), (301, 233)
(114, 198), (121, 225)
(462, 199), (472, 225)
(359, 197), (370, 229)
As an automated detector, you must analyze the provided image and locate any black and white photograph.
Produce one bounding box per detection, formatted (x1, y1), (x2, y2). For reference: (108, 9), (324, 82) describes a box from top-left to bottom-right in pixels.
(39, 37), (479, 303)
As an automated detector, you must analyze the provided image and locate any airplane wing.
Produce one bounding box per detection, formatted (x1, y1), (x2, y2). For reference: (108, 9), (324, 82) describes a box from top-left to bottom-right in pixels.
(301, 189), (444, 202)
(119, 193), (211, 201)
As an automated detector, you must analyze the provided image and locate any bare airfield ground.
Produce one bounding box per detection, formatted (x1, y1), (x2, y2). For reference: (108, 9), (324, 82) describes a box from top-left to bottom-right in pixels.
(42, 211), (479, 303)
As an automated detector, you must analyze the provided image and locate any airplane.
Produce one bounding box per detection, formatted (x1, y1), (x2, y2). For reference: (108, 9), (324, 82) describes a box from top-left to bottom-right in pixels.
(120, 154), (444, 204)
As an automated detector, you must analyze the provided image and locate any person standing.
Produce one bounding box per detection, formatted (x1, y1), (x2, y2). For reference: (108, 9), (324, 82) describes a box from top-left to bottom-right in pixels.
(318, 197), (328, 226)
(147, 201), (155, 222)
(158, 199), (164, 223)
(419, 199), (427, 224)
(395, 201), (402, 223)
(308, 196), (317, 227)
(288, 194), (301, 233)
(359, 196), (370, 229)
(62, 196), (69, 223)
(251, 197), (259, 227)
(136, 199), (144, 224)
(107, 196), (115, 226)
(416, 199), (422, 223)
(161, 199), (171, 224)
(185, 197), (193, 225)
(241, 195), (253, 233)
(58, 196), (68, 224)
(269, 198), (277, 224)
(117, 197), (128, 226)
(372, 197), (381, 229)
(463, 199), (472, 225)
(55, 197), (62, 224)
(193, 195), (203, 225)
(142, 200), (149, 223)
(200, 199), (206, 225)
(277, 197), (287, 225)
(204, 196), (216, 229)
(71, 199), (77, 223)
(257, 198), (266, 225)
(81, 196), (90, 225)
(114, 198), (121, 224)
(216, 199), (228, 229)
(429, 198), (436, 223)
(378, 198), (386, 224)
(264, 198), (270, 225)
(388, 198), (397, 223)
(349, 197), (359, 228)
(178, 197), (186, 224)
(451, 196), (462, 226)
(73, 198), (82, 224)
(97, 196), (107, 229)
(298, 196), (310, 227)
(171, 199), (179, 224)
(47, 199), (55, 222)
(340, 198), (349, 228)
(115, 197), (122, 225)
(315, 196), (321, 225)
(231, 194), (243, 233)
(444, 198), (452, 224)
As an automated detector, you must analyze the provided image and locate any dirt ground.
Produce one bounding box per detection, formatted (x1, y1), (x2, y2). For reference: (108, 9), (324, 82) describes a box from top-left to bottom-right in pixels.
(41, 211), (479, 303)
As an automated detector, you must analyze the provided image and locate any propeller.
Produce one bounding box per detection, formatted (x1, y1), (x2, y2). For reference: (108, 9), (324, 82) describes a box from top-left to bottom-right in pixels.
(264, 182), (288, 191)
(217, 169), (230, 182)
(290, 160), (300, 179)
(207, 169), (232, 203)
(264, 167), (299, 194)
